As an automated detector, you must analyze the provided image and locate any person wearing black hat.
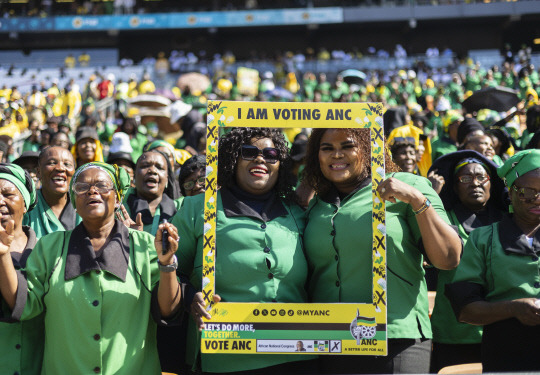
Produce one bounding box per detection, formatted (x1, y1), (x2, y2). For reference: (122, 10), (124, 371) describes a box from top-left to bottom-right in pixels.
(446, 150), (540, 372)
(486, 126), (513, 163)
(122, 150), (182, 236)
(457, 117), (484, 147)
(428, 150), (508, 372)
(13, 151), (41, 189)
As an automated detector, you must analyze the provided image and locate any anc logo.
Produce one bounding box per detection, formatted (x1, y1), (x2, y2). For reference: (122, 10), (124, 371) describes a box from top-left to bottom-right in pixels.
(350, 309), (376, 345)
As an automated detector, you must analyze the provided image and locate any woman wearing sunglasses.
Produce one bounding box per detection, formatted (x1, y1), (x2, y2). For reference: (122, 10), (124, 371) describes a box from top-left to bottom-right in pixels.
(172, 128), (315, 374)
(121, 150), (183, 236)
(447, 149), (540, 372)
(0, 162), (184, 374)
(427, 150), (507, 372)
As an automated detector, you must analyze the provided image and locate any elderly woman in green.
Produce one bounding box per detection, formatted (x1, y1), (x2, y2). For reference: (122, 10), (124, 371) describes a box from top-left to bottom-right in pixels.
(23, 146), (81, 239)
(447, 149), (540, 372)
(0, 164), (42, 375)
(0, 162), (184, 375)
(428, 150), (507, 372)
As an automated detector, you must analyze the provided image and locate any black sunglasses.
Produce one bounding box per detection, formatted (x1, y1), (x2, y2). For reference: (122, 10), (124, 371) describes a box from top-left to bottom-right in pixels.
(240, 145), (280, 164)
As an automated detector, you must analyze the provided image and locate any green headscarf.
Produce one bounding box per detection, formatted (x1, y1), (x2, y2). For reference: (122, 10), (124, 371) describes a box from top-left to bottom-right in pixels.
(497, 149), (540, 188)
(69, 161), (131, 208)
(0, 163), (37, 211)
(144, 140), (178, 164)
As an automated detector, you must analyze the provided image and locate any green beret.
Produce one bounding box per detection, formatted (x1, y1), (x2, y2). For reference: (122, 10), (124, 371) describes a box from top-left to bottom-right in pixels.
(497, 149), (540, 188)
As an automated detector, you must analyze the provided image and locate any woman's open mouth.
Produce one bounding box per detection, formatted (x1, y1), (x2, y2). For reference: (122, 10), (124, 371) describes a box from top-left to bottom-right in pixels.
(87, 198), (103, 206)
(144, 176), (159, 188)
(249, 166), (268, 177)
(51, 175), (67, 186)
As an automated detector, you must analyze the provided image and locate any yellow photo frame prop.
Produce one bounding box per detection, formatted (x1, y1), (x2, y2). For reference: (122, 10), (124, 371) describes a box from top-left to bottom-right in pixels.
(202, 101), (387, 356)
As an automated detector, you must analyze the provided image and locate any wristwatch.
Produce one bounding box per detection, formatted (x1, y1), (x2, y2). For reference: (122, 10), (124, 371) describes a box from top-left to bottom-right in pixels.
(158, 255), (178, 273)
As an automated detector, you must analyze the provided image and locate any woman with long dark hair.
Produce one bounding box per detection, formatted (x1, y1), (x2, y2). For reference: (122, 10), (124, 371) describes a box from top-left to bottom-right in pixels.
(302, 128), (462, 374)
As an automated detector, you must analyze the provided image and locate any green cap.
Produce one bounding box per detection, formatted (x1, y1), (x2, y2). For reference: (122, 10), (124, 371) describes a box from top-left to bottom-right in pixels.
(497, 149), (540, 188)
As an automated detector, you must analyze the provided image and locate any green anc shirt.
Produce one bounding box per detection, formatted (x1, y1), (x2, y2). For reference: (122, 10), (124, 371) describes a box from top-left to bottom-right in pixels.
(304, 172), (452, 340)
(23, 190), (82, 239)
(450, 215), (540, 303)
(122, 188), (184, 236)
(431, 210), (482, 344)
(14, 224), (167, 375)
(172, 189), (313, 373)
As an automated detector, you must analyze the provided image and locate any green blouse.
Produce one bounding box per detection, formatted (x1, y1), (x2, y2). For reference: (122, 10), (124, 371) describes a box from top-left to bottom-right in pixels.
(449, 215), (540, 304)
(13, 223), (168, 375)
(23, 190), (81, 239)
(122, 188), (184, 236)
(304, 172), (452, 340)
(431, 210), (483, 344)
(172, 188), (312, 373)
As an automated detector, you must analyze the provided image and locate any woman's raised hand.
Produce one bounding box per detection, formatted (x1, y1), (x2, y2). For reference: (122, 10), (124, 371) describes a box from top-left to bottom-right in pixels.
(116, 206), (144, 231)
(377, 176), (425, 209)
(0, 220), (14, 256)
(191, 292), (221, 331)
(155, 221), (180, 264)
(427, 170), (445, 195)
